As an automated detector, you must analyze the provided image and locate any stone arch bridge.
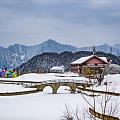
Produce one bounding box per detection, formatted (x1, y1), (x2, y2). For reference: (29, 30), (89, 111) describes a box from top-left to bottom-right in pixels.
(24, 79), (92, 94)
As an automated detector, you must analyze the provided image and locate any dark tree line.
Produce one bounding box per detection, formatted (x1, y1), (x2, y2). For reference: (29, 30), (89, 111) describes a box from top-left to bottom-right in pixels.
(15, 51), (120, 75)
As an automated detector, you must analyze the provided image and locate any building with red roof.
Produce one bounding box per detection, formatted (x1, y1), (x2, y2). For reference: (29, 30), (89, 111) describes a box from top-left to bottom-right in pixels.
(71, 55), (108, 75)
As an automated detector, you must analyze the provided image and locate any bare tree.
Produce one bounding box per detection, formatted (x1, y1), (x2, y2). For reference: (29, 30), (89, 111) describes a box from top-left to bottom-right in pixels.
(61, 72), (119, 120)
(81, 75), (120, 120)
(61, 104), (74, 120)
(61, 105), (92, 120)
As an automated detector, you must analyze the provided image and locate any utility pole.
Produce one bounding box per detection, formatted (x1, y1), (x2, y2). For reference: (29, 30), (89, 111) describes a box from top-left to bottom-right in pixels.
(110, 46), (112, 54)
(93, 46), (96, 55)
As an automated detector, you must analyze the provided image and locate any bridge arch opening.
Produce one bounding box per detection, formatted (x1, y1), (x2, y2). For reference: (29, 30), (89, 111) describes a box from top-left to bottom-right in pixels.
(57, 86), (71, 94)
(43, 86), (54, 94)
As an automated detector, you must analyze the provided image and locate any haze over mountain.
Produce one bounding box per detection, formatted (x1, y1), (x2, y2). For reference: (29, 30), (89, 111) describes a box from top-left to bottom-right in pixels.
(79, 43), (120, 57)
(0, 39), (120, 68)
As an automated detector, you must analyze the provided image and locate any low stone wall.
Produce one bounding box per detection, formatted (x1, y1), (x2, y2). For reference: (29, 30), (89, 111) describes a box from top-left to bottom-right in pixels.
(89, 108), (119, 120)
(0, 89), (39, 96)
(78, 87), (120, 96)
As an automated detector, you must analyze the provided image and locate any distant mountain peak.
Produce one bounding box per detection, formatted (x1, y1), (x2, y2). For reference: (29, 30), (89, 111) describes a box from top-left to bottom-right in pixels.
(44, 39), (57, 43)
(103, 43), (109, 46)
(47, 39), (56, 42)
(114, 43), (120, 46)
(0, 39), (120, 69)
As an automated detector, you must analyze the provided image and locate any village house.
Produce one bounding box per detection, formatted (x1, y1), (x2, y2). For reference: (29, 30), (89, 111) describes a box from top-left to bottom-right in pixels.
(71, 55), (108, 75)
(50, 66), (64, 73)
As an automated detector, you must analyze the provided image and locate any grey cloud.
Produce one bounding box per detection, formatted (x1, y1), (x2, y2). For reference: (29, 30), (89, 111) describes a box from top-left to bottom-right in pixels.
(0, 0), (120, 47)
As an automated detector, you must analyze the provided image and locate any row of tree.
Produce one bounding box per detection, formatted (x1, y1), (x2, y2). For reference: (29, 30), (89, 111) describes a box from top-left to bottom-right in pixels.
(15, 51), (120, 75)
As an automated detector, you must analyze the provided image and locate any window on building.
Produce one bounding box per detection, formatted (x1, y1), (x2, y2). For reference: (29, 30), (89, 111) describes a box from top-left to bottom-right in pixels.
(95, 63), (98, 66)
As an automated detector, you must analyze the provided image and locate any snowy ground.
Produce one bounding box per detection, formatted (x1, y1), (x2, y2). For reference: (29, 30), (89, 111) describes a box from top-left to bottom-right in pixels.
(91, 74), (120, 93)
(0, 84), (36, 93)
(0, 87), (89, 120)
(0, 72), (89, 82)
(0, 73), (89, 120)
(0, 73), (120, 120)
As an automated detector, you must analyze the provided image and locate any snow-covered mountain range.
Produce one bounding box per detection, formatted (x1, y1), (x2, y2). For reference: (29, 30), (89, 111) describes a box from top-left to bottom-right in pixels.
(0, 39), (120, 68)
(78, 43), (120, 56)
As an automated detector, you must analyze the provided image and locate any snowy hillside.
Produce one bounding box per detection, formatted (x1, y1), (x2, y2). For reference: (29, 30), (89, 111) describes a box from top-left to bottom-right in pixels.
(15, 51), (120, 74)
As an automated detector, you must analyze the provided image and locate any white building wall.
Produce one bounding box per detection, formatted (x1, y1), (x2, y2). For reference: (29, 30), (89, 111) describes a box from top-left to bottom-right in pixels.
(50, 66), (64, 73)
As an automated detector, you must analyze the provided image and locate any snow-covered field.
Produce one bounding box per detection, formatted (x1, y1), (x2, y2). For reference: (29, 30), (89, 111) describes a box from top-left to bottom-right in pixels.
(0, 72), (89, 82)
(0, 84), (36, 93)
(0, 86), (88, 120)
(92, 74), (120, 93)
(0, 73), (120, 120)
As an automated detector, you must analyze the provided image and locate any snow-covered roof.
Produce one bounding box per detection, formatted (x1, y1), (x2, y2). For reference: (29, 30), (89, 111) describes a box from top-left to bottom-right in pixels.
(50, 66), (64, 70)
(71, 55), (108, 64)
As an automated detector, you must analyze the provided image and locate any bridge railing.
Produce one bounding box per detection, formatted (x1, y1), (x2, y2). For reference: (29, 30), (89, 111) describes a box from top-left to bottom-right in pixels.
(23, 79), (91, 87)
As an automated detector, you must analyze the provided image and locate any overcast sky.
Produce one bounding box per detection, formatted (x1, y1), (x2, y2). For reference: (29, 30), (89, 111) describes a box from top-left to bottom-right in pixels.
(0, 0), (120, 48)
